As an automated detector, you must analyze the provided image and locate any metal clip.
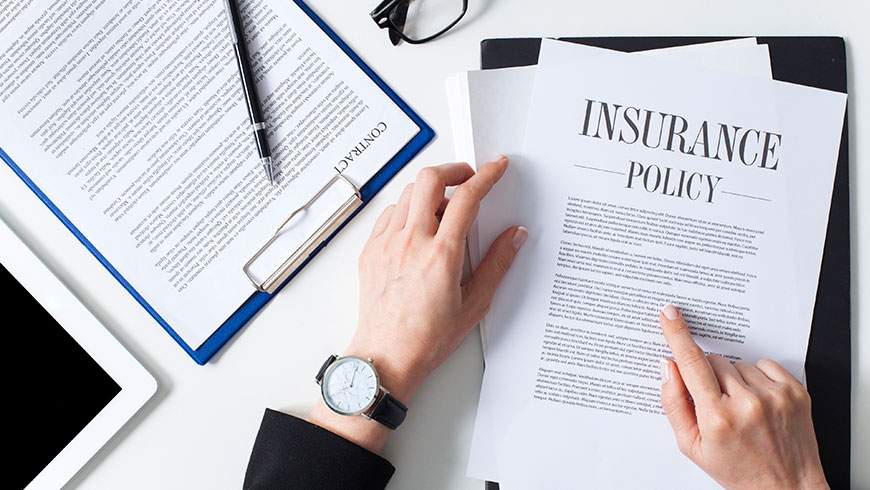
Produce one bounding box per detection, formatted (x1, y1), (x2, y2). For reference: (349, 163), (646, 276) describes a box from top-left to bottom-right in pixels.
(243, 173), (362, 294)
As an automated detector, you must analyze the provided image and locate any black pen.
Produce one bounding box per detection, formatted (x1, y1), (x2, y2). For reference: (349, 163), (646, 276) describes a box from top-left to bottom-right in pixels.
(222, 0), (275, 184)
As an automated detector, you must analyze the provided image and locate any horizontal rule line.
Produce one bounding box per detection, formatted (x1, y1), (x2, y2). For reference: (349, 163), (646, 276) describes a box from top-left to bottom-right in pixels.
(721, 190), (772, 202)
(573, 164), (625, 175)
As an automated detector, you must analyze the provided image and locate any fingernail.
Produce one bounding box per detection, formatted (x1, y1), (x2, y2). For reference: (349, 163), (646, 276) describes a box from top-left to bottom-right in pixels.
(512, 226), (528, 251)
(660, 358), (671, 385)
(661, 304), (680, 321)
(497, 154), (508, 163)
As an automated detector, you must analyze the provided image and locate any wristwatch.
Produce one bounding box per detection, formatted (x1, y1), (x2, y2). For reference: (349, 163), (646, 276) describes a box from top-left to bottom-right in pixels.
(315, 354), (408, 430)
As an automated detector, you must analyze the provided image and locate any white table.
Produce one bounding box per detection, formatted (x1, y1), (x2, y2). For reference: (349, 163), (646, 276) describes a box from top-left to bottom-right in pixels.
(1, 1), (867, 488)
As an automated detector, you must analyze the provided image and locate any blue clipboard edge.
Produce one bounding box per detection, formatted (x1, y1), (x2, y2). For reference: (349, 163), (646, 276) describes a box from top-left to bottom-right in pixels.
(0, 0), (434, 365)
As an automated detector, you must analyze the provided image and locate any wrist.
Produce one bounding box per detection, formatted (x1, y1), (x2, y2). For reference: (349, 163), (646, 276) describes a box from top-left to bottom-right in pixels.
(308, 398), (389, 453)
(342, 341), (426, 405)
(308, 346), (418, 454)
(797, 466), (829, 490)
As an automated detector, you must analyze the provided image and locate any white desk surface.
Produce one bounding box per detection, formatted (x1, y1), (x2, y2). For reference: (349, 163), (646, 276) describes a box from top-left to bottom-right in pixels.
(1, 1), (867, 488)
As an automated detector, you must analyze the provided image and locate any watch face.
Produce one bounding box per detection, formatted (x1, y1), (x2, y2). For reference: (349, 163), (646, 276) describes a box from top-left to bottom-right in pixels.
(322, 357), (379, 415)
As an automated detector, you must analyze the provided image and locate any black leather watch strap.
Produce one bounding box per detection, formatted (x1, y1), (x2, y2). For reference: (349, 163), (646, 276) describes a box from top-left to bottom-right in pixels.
(316, 354), (337, 383)
(369, 392), (407, 430)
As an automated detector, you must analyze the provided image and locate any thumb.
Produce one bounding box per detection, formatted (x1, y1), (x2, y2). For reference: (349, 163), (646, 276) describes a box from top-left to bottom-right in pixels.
(661, 358), (701, 459)
(461, 226), (528, 326)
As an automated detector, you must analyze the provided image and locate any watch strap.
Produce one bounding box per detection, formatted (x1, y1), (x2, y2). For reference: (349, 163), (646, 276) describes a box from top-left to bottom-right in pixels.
(369, 392), (407, 430)
(316, 354), (338, 383)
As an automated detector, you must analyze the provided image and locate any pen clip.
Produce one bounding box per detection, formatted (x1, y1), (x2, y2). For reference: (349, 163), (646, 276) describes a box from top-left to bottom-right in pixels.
(243, 172), (363, 294)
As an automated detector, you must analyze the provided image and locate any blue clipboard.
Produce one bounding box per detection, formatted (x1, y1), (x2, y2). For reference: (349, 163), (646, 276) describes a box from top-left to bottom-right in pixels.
(0, 0), (434, 365)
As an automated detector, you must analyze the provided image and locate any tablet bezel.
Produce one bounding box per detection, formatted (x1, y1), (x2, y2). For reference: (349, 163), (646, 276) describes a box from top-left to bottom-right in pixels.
(0, 218), (157, 490)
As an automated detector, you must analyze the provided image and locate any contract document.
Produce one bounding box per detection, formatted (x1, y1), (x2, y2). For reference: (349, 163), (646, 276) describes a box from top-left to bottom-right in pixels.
(0, 0), (418, 348)
(467, 40), (846, 488)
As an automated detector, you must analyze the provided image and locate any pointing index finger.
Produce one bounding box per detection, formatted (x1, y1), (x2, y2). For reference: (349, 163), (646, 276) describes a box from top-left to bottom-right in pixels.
(659, 304), (722, 404)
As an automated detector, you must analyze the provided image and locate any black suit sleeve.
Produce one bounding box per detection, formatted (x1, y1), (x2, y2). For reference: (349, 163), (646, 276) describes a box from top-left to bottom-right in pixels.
(244, 409), (395, 490)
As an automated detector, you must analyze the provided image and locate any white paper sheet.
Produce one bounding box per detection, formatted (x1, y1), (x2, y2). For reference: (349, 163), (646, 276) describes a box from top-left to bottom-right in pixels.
(467, 39), (846, 488)
(0, 0), (418, 347)
(445, 39), (773, 352)
(448, 39), (771, 177)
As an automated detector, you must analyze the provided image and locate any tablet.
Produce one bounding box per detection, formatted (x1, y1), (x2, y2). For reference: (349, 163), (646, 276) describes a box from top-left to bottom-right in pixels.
(2, 218), (157, 490)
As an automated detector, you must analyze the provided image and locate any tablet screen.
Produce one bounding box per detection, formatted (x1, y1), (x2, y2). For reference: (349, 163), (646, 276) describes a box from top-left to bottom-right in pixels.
(7, 264), (121, 489)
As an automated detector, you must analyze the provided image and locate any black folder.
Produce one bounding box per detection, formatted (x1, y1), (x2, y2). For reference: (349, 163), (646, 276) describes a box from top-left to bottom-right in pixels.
(480, 37), (850, 489)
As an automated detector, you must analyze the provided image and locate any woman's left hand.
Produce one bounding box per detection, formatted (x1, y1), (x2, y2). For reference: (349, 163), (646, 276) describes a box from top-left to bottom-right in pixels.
(309, 156), (526, 452)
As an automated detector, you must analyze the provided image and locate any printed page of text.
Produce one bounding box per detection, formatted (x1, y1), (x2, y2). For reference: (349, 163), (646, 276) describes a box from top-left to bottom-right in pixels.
(0, 0), (418, 347)
(468, 40), (846, 488)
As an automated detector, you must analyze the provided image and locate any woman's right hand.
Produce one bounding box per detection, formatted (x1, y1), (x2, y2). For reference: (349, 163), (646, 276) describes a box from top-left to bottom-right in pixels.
(659, 304), (829, 490)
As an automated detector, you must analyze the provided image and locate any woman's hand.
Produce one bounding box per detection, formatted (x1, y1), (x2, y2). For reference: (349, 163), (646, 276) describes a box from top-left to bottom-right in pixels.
(309, 157), (525, 451)
(659, 304), (828, 490)
(347, 156), (525, 401)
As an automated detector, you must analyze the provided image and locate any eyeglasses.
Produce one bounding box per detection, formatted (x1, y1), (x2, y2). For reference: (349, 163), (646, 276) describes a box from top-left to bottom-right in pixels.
(370, 0), (469, 46)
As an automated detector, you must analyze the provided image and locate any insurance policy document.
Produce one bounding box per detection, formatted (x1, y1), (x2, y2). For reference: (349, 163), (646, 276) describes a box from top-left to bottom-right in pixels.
(445, 39), (773, 351)
(0, 0), (418, 347)
(467, 40), (846, 488)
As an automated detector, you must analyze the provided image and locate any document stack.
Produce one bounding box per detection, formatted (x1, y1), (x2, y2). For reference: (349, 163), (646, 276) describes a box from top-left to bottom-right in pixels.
(446, 38), (848, 488)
